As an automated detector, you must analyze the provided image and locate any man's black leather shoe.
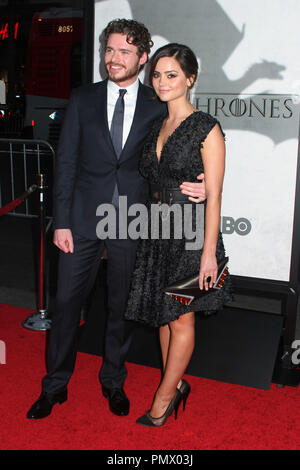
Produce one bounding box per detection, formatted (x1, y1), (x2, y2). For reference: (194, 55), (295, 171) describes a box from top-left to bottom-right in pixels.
(102, 386), (129, 416)
(26, 390), (67, 420)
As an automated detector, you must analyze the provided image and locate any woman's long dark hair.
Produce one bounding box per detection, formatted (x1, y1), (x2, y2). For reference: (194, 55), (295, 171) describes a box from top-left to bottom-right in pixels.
(149, 43), (198, 88)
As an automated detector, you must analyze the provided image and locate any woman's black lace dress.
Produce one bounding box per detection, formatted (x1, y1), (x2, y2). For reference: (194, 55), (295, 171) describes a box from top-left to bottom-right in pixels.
(124, 111), (233, 327)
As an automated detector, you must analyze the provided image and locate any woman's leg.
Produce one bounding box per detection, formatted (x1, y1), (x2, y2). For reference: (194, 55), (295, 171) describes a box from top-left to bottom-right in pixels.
(151, 311), (195, 418)
(159, 324), (183, 389)
(159, 324), (170, 372)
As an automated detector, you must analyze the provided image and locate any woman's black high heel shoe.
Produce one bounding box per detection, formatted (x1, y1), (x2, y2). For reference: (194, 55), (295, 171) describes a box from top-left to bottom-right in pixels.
(177, 379), (191, 411)
(136, 389), (182, 427)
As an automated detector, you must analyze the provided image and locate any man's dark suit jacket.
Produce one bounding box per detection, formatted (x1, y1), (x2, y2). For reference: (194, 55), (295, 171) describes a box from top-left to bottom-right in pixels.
(53, 78), (166, 239)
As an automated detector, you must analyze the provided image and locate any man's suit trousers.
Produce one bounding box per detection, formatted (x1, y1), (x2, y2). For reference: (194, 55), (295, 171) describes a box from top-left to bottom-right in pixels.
(42, 233), (138, 394)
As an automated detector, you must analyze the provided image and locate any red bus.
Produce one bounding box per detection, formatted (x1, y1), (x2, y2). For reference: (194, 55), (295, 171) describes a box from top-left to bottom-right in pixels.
(25, 7), (83, 143)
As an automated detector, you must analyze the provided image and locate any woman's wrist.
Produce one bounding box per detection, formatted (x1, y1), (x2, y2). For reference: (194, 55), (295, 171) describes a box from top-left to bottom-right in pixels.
(202, 245), (217, 257)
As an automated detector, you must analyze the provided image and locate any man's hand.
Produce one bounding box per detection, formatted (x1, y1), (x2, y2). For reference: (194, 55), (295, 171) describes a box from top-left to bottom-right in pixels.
(180, 173), (206, 202)
(53, 229), (74, 253)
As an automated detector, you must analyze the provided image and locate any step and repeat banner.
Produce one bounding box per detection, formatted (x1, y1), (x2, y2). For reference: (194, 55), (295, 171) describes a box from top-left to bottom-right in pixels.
(93, 0), (300, 282)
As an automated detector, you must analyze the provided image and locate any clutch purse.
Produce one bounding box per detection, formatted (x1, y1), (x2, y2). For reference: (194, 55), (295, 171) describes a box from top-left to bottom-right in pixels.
(162, 257), (229, 306)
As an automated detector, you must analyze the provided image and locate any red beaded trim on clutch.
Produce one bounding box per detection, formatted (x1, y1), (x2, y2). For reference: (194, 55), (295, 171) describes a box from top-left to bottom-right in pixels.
(165, 263), (229, 305)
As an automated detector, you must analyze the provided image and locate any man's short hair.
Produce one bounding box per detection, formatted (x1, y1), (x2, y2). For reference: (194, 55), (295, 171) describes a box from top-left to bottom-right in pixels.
(103, 18), (153, 63)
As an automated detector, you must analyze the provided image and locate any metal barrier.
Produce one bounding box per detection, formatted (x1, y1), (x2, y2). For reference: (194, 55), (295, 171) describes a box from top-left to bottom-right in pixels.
(0, 138), (55, 218)
(0, 138), (55, 330)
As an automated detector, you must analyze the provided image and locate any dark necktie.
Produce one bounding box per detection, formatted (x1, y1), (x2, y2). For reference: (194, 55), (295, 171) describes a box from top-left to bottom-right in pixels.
(111, 89), (127, 206)
(111, 88), (127, 157)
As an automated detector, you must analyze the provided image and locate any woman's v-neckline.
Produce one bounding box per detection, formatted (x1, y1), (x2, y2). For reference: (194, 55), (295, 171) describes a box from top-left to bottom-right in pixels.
(155, 111), (198, 164)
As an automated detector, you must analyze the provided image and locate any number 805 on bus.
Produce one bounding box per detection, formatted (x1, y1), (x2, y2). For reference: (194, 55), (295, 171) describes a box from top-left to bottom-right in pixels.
(58, 25), (73, 33)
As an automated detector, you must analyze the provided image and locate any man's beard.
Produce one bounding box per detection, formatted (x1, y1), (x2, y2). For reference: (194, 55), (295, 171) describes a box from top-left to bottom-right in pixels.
(106, 63), (140, 84)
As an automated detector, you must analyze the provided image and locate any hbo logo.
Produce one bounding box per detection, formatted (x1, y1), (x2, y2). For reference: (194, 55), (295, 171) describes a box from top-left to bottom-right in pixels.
(221, 216), (252, 236)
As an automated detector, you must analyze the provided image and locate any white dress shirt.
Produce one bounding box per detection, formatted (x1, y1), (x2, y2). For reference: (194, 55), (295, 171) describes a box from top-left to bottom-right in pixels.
(107, 78), (139, 149)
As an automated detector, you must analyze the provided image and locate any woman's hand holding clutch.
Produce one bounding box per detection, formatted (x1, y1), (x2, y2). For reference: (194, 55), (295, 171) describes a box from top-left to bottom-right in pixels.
(199, 252), (218, 291)
(162, 257), (228, 305)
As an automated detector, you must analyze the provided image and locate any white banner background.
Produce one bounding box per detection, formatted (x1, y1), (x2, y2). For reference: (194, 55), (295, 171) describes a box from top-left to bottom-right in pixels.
(93, 0), (300, 281)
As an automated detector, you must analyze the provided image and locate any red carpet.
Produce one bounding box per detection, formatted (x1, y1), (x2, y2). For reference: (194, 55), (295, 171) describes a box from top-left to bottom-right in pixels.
(0, 303), (300, 450)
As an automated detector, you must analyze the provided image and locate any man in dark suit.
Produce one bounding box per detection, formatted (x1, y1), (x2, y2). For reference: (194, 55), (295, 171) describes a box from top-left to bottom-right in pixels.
(27, 19), (205, 420)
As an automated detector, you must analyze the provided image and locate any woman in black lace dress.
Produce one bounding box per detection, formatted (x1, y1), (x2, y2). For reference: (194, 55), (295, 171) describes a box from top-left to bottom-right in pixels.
(124, 44), (232, 426)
